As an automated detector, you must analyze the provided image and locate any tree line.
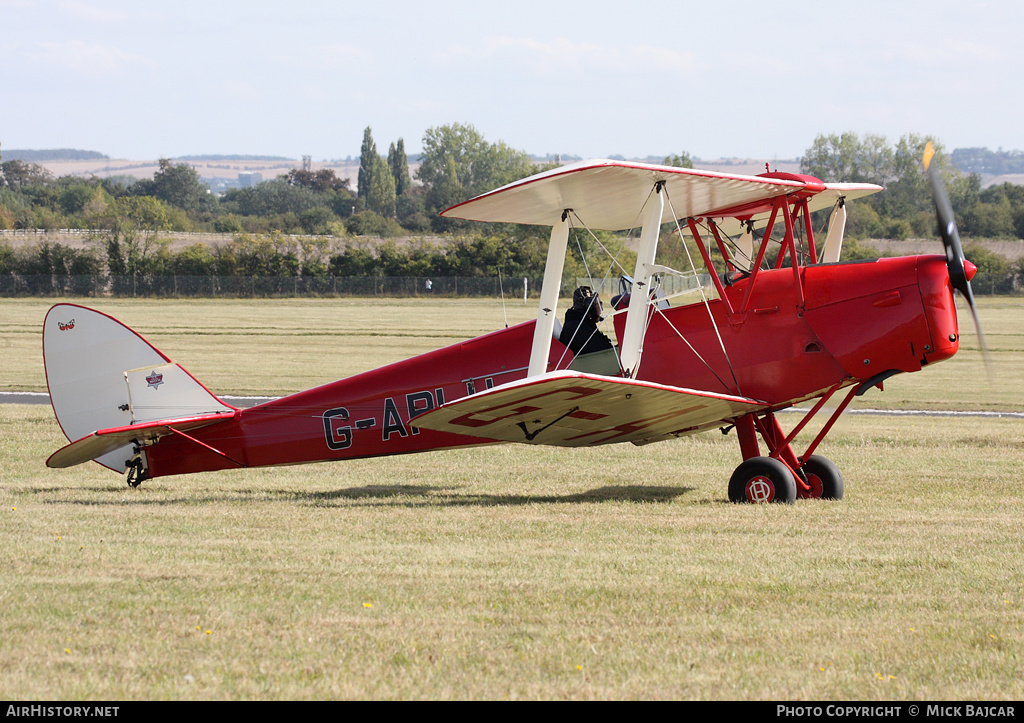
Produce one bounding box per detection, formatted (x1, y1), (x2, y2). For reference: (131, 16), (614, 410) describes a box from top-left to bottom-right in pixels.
(1, 128), (1022, 296)
(800, 132), (1024, 241)
(0, 123), (602, 294)
(0, 124), (546, 238)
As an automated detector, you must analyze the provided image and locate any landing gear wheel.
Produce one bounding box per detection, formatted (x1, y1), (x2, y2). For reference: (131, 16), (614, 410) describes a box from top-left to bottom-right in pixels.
(728, 457), (797, 504)
(126, 456), (148, 489)
(800, 455), (844, 500)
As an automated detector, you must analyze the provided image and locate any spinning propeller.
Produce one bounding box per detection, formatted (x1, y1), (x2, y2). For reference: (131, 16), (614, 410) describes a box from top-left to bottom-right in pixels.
(923, 142), (991, 369)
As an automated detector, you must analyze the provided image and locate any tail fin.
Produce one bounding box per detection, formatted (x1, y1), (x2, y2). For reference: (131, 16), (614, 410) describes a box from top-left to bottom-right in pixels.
(43, 304), (236, 473)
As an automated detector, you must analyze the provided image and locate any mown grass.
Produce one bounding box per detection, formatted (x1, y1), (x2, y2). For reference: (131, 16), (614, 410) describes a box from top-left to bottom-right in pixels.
(2, 296), (1018, 409)
(1, 297), (539, 396)
(1, 296), (1022, 700)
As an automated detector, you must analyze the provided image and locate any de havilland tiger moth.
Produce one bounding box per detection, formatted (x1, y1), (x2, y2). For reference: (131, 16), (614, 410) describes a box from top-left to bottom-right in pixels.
(42, 144), (987, 503)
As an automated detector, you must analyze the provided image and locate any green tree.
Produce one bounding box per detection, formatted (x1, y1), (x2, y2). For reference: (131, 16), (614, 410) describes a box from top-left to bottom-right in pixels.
(858, 133), (894, 185)
(800, 132), (894, 187)
(801, 132), (862, 181)
(947, 171), (983, 222)
(388, 139), (412, 196)
(879, 134), (946, 234)
(367, 154), (397, 217)
(963, 242), (1013, 293)
(298, 206), (341, 235)
(801, 132), (973, 239)
(839, 238), (890, 261)
(284, 167), (351, 193)
(103, 230), (165, 295)
(104, 196), (171, 232)
(0, 159), (53, 188)
(396, 187), (430, 231)
(415, 123), (535, 219)
(0, 240), (13, 272)
(345, 210), (404, 237)
(329, 247), (376, 276)
(134, 159), (214, 212)
(171, 243), (216, 276)
(964, 191), (1015, 238)
(663, 152), (694, 168)
(219, 233), (300, 277)
(6, 241), (101, 295)
(358, 126), (377, 200)
(800, 132), (893, 184)
(97, 195), (174, 295)
(299, 238), (331, 277)
(221, 179), (323, 216)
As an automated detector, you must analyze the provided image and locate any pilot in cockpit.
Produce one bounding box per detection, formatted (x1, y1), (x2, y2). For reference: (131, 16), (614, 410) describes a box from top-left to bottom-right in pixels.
(559, 286), (614, 356)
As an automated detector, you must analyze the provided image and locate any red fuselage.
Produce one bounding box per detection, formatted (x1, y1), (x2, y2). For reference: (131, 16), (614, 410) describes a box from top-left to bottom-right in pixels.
(144, 255), (960, 479)
(628, 254), (960, 404)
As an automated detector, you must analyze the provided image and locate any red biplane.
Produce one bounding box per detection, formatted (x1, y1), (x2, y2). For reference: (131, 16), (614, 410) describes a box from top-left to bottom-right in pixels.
(43, 146), (984, 503)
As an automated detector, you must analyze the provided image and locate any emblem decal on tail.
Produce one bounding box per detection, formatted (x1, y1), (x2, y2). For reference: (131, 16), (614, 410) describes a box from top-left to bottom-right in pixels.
(146, 371), (164, 389)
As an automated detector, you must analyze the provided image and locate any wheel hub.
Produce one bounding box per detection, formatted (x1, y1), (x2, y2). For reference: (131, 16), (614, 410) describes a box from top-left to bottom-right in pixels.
(745, 475), (775, 503)
(802, 472), (823, 499)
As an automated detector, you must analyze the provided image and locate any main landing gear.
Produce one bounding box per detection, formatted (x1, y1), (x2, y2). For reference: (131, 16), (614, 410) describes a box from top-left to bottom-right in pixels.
(728, 454), (844, 504)
(727, 399), (850, 504)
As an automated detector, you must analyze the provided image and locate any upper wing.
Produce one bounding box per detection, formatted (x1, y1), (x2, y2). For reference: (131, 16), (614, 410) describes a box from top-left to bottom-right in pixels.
(412, 370), (767, 447)
(440, 159), (880, 231)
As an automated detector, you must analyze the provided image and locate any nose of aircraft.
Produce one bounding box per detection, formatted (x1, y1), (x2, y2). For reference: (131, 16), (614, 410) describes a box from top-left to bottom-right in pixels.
(917, 255), (960, 365)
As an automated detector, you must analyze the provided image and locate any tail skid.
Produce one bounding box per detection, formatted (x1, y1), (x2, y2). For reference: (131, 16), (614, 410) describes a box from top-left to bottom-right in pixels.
(43, 304), (236, 474)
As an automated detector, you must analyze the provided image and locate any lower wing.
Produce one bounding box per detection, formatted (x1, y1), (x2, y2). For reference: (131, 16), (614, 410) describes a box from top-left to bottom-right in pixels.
(413, 371), (767, 447)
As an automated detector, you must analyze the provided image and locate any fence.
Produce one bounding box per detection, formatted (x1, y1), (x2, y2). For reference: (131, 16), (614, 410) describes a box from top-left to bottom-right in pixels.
(3, 271), (1018, 299)
(0, 274), (546, 299)
(576, 274), (715, 298)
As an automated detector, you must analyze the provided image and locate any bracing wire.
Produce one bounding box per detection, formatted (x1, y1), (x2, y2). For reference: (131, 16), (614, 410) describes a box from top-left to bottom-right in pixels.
(820, 198), (842, 238)
(568, 210), (634, 370)
(552, 208), (641, 373)
(568, 210), (634, 281)
(498, 268), (508, 328)
(662, 188), (743, 395)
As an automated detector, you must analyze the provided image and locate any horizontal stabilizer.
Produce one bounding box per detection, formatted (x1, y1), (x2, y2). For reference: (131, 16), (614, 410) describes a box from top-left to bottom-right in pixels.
(47, 412), (237, 469)
(413, 371), (766, 447)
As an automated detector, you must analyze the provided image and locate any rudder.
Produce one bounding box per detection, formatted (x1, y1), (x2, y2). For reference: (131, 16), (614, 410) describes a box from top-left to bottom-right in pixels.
(43, 304), (235, 473)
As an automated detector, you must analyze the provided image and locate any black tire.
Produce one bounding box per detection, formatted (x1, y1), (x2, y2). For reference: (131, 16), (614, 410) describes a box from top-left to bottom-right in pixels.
(801, 455), (844, 501)
(728, 457), (797, 504)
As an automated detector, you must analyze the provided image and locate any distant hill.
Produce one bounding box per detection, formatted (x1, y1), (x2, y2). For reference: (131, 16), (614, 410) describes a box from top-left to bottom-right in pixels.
(11, 146), (1023, 181)
(175, 154), (295, 162)
(2, 149), (109, 162)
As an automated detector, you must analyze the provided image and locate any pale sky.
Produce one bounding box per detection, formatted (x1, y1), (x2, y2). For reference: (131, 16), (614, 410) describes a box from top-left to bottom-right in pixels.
(2, 0), (1021, 161)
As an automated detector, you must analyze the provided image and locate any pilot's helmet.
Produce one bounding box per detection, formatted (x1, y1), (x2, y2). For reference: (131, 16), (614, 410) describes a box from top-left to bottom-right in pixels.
(572, 286), (603, 322)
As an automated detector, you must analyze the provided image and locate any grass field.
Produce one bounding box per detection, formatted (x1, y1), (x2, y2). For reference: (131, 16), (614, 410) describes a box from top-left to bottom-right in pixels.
(1, 296), (1022, 700)
(3, 296), (1022, 408)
